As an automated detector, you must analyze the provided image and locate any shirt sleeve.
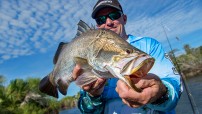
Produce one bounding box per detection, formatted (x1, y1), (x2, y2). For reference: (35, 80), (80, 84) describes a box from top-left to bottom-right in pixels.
(142, 38), (182, 111)
(77, 90), (105, 114)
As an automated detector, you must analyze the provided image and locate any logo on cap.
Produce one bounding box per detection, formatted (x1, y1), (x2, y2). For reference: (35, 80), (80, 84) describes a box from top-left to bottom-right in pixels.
(96, 0), (112, 8)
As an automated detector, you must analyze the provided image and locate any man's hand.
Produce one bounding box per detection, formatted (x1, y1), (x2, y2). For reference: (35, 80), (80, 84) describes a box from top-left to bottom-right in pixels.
(115, 73), (167, 108)
(72, 64), (106, 97)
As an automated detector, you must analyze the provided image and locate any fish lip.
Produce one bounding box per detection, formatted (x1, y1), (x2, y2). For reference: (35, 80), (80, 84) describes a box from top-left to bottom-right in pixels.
(117, 55), (155, 77)
(128, 57), (155, 77)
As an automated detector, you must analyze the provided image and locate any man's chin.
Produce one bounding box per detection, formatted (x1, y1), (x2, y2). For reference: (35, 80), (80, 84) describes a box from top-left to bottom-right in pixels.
(109, 28), (116, 32)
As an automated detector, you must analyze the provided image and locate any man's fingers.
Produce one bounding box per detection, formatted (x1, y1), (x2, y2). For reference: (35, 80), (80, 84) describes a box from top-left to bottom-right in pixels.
(82, 81), (95, 91)
(72, 64), (83, 80)
(116, 80), (130, 92)
(132, 74), (161, 89)
(92, 78), (106, 90)
(82, 78), (106, 91)
(81, 78), (106, 97)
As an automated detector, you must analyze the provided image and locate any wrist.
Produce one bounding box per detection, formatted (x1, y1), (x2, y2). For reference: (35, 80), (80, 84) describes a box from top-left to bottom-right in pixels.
(88, 92), (101, 97)
(87, 92), (102, 99)
(86, 92), (103, 106)
(151, 86), (169, 105)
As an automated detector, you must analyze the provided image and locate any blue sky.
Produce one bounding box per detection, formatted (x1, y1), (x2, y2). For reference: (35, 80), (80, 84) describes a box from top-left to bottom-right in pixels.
(0, 0), (202, 97)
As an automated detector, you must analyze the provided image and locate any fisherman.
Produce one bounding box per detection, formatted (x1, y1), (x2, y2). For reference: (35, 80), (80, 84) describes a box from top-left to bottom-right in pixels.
(73, 0), (182, 113)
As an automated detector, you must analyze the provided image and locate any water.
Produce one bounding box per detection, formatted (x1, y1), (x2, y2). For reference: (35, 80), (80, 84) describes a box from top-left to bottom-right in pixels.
(60, 108), (81, 114)
(60, 75), (202, 114)
(175, 75), (202, 114)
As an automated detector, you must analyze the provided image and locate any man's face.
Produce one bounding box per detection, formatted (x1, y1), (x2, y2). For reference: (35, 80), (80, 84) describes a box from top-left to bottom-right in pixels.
(95, 7), (127, 37)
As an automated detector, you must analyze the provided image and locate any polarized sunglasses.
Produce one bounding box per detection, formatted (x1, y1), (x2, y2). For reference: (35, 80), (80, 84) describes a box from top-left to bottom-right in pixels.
(95, 11), (123, 25)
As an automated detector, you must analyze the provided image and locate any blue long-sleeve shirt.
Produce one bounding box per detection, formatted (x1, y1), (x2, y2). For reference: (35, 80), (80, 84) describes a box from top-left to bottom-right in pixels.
(78, 35), (182, 114)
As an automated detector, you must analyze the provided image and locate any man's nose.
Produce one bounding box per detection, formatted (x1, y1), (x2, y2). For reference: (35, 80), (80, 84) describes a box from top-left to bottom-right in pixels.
(105, 17), (113, 26)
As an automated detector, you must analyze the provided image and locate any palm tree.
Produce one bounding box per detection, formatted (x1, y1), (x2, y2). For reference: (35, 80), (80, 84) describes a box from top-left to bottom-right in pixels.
(6, 79), (29, 104)
(0, 75), (5, 85)
(0, 75), (5, 95)
(0, 75), (6, 112)
(2, 79), (28, 113)
(26, 78), (43, 94)
(0, 75), (19, 113)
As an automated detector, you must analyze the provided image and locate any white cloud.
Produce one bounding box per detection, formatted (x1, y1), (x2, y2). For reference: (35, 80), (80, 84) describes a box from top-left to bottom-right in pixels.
(125, 0), (202, 42)
(2, 55), (11, 60)
(0, 0), (94, 64)
(0, 0), (202, 64)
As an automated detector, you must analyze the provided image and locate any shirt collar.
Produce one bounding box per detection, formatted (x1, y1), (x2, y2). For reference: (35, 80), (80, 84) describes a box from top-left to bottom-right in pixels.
(127, 34), (143, 43)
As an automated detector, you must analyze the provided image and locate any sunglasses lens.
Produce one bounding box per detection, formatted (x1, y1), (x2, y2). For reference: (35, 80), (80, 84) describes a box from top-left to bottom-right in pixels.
(95, 11), (122, 25)
(96, 16), (106, 25)
(109, 12), (122, 20)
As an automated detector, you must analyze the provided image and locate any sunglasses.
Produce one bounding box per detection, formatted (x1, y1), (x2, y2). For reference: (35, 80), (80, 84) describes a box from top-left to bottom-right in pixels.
(95, 11), (123, 25)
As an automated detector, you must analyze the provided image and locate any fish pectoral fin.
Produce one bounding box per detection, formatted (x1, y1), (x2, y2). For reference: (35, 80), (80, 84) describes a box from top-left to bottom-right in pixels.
(75, 71), (98, 87)
(73, 57), (90, 68)
(39, 75), (59, 98)
(57, 78), (69, 96)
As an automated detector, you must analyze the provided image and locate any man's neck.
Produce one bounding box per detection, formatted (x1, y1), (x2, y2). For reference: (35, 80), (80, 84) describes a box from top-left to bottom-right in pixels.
(121, 34), (128, 41)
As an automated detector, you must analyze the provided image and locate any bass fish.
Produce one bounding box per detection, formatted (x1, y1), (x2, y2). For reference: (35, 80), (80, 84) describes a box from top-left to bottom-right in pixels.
(39, 20), (155, 98)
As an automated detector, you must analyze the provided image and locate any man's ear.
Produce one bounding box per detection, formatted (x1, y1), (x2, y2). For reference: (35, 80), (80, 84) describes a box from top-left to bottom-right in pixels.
(123, 15), (127, 24)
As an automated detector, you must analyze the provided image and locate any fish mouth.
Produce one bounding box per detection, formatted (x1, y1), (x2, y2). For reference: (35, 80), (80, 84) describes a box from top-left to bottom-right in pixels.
(121, 56), (155, 77)
(104, 54), (155, 92)
(116, 54), (155, 92)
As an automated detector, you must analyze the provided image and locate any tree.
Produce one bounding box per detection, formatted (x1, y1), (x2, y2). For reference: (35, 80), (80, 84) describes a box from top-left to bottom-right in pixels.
(0, 75), (5, 85)
(184, 44), (192, 54)
(176, 45), (202, 77)
(6, 79), (29, 104)
(26, 78), (43, 94)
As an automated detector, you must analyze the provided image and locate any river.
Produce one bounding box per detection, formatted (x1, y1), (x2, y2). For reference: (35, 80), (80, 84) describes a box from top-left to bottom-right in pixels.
(60, 75), (202, 114)
(175, 75), (202, 114)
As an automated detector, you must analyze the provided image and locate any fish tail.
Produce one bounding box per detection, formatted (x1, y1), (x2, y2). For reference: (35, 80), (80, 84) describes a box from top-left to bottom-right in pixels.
(39, 75), (58, 98)
(57, 77), (71, 96)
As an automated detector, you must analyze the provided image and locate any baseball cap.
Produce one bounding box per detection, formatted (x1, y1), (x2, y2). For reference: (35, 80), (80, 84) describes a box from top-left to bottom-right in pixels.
(92, 0), (123, 19)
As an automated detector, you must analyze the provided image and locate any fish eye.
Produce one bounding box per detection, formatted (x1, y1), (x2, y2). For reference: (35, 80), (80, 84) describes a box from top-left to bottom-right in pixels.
(126, 49), (132, 54)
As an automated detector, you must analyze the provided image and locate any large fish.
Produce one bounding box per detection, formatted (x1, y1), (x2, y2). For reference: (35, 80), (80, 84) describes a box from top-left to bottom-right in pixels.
(39, 20), (155, 98)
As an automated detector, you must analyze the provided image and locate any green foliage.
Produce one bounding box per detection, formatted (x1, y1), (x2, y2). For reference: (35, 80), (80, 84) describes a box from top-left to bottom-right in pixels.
(47, 97), (61, 110)
(0, 76), (79, 113)
(184, 44), (192, 54)
(0, 75), (5, 85)
(20, 103), (46, 114)
(6, 79), (29, 104)
(26, 78), (41, 93)
(170, 44), (202, 77)
(59, 92), (80, 110)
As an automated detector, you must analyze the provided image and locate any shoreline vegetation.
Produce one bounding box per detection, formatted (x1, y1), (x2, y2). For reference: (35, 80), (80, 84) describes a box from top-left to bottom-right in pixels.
(169, 44), (202, 78)
(0, 76), (79, 114)
(0, 44), (201, 114)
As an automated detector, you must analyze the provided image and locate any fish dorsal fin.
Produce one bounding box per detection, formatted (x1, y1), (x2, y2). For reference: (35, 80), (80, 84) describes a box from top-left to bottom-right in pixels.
(75, 20), (91, 37)
(53, 42), (68, 64)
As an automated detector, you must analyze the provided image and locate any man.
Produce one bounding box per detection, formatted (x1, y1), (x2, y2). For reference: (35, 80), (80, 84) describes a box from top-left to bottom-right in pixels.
(73, 0), (182, 113)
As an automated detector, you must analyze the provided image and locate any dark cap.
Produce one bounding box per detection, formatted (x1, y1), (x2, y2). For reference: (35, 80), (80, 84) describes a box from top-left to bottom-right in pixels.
(92, 0), (123, 19)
